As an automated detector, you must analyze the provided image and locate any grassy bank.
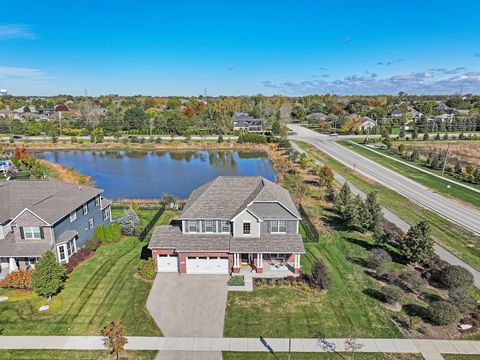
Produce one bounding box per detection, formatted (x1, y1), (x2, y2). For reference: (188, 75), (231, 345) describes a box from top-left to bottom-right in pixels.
(295, 141), (480, 272)
(38, 159), (93, 186)
(223, 353), (422, 359)
(338, 140), (480, 209)
(0, 350), (158, 360)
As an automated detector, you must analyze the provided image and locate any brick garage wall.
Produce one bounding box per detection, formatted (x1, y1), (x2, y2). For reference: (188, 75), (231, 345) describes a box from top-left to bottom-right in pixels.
(178, 252), (232, 274)
(152, 249), (176, 272)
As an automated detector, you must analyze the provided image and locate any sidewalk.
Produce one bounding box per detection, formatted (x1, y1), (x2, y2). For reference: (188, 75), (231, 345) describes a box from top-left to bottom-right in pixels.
(0, 336), (478, 358)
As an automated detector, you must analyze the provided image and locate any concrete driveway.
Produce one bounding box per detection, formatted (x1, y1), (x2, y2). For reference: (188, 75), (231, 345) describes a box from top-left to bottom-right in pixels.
(147, 273), (229, 337)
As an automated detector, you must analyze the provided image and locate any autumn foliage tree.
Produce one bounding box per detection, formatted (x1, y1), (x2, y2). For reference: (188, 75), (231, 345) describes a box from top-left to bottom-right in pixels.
(101, 320), (128, 360)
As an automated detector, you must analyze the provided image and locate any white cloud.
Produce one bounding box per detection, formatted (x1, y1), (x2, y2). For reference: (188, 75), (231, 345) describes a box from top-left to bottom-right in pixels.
(0, 24), (36, 40)
(0, 66), (47, 79)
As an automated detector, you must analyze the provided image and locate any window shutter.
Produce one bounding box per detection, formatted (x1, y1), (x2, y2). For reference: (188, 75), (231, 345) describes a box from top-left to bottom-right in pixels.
(20, 227), (25, 239)
(40, 227), (44, 239)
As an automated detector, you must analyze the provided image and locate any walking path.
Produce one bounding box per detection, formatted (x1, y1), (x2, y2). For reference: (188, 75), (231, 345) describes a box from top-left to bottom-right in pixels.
(0, 336), (478, 359)
(291, 141), (480, 288)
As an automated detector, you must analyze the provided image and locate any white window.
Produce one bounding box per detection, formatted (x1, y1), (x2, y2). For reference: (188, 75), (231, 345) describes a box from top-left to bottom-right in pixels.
(83, 203), (88, 215)
(59, 246), (66, 262)
(243, 222), (251, 235)
(88, 218), (94, 229)
(271, 220), (287, 234)
(23, 226), (41, 239)
(95, 196), (100, 206)
(204, 220), (214, 233)
(70, 210), (77, 222)
(188, 221), (197, 233)
(103, 208), (110, 221)
(221, 220), (230, 233)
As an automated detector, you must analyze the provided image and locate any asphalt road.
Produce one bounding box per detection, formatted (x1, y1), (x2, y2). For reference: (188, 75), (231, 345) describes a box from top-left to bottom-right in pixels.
(288, 124), (480, 236)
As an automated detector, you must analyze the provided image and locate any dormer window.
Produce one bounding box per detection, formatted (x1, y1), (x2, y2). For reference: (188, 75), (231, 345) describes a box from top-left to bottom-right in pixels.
(204, 220), (214, 233)
(22, 226), (41, 240)
(188, 221), (197, 233)
(221, 220), (230, 233)
(243, 222), (251, 235)
(271, 220), (287, 234)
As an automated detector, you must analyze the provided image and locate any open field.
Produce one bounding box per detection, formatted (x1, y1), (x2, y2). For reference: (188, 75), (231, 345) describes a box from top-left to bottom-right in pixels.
(0, 350), (158, 360)
(338, 140), (480, 208)
(295, 141), (480, 272)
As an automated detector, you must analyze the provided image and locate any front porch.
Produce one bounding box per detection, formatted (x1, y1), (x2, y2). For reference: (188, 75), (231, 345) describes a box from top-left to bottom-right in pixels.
(232, 253), (301, 277)
(0, 257), (37, 278)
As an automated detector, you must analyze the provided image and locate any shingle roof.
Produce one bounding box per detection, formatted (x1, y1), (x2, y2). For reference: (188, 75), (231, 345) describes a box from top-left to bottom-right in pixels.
(179, 176), (300, 220)
(247, 202), (297, 220)
(56, 230), (78, 244)
(149, 226), (305, 254)
(0, 180), (103, 225)
(0, 232), (53, 257)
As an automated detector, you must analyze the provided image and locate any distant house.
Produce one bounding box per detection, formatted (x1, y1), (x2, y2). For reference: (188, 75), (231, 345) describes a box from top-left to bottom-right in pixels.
(0, 180), (112, 276)
(0, 160), (15, 174)
(37, 108), (55, 116)
(359, 116), (376, 130)
(305, 112), (328, 121)
(14, 105), (37, 114)
(434, 103), (451, 112)
(434, 114), (454, 122)
(390, 108), (404, 117)
(55, 103), (69, 112)
(454, 109), (469, 116)
(233, 112), (263, 132)
(0, 108), (14, 119)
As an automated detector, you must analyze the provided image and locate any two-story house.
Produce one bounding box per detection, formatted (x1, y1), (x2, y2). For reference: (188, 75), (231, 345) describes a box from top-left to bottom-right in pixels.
(0, 180), (112, 275)
(233, 112), (263, 132)
(149, 176), (304, 275)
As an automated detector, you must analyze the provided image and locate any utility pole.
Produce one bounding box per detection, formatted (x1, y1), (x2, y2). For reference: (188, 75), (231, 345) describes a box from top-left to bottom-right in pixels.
(441, 141), (451, 177)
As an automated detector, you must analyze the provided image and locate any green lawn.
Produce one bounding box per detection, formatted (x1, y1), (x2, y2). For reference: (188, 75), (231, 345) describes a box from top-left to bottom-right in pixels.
(111, 207), (159, 227)
(0, 350), (158, 360)
(338, 139), (480, 209)
(443, 356), (480, 360)
(296, 141), (480, 272)
(223, 352), (422, 359)
(224, 209), (404, 339)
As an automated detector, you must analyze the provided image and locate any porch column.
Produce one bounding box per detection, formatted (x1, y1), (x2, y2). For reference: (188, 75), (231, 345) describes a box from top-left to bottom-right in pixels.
(256, 253), (263, 273)
(233, 253), (240, 273)
(294, 254), (301, 274)
(8, 258), (18, 273)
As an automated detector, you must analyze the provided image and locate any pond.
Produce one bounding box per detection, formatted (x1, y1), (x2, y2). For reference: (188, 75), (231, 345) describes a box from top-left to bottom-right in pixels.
(34, 150), (276, 199)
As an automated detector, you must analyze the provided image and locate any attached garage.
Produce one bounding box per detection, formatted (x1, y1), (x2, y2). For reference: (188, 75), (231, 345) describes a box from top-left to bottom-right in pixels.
(186, 256), (229, 274)
(157, 255), (178, 272)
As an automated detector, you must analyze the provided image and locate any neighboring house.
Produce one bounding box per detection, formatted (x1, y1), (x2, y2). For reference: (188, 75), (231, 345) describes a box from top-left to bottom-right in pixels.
(0, 160), (15, 174)
(359, 116), (376, 130)
(0, 180), (112, 275)
(390, 108), (404, 117)
(305, 112), (328, 121)
(149, 176), (304, 275)
(434, 103), (451, 112)
(435, 113), (454, 122)
(454, 109), (469, 116)
(37, 108), (55, 115)
(0, 108), (14, 119)
(233, 112), (263, 132)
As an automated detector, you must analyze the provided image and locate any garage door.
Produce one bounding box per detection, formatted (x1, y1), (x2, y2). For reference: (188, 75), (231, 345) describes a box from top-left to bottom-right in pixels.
(157, 255), (178, 272)
(186, 257), (229, 274)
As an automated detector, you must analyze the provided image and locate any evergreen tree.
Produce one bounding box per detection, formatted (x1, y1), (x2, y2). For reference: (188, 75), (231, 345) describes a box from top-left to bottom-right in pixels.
(400, 221), (434, 264)
(334, 182), (352, 219)
(365, 192), (384, 231)
(31, 251), (66, 300)
(325, 183), (336, 202)
(345, 195), (364, 229)
(372, 220), (385, 244)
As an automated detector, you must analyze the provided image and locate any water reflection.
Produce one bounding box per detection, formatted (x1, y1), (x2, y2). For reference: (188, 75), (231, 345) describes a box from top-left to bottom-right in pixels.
(34, 150), (276, 199)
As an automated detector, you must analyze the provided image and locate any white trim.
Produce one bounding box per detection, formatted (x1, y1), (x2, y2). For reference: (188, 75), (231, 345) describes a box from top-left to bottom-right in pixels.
(7, 208), (51, 227)
(70, 210), (77, 222)
(82, 203), (88, 215)
(238, 200), (302, 220)
(270, 220), (287, 234)
(230, 208), (263, 222)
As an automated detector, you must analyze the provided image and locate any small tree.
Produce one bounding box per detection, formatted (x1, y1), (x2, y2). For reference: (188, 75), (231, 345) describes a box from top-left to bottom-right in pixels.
(372, 220), (385, 244)
(345, 195), (363, 229)
(366, 248), (392, 275)
(101, 320), (128, 360)
(428, 301), (459, 326)
(119, 206), (141, 235)
(217, 135), (224, 143)
(31, 251), (66, 301)
(398, 143), (405, 154)
(310, 260), (329, 290)
(438, 265), (474, 290)
(334, 182), (352, 219)
(325, 183), (336, 202)
(364, 192), (383, 231)
(382, 285), (404, 304)
(449, 287), (477, 314)
(400, 221), (434, 264)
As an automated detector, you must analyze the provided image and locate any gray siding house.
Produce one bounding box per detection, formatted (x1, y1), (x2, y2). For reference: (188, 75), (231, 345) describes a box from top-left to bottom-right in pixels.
(149, 176), (304, 275)
(0, 180), (112, 275)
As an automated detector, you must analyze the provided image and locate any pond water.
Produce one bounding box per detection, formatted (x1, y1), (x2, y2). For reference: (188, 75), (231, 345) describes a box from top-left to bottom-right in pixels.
(34, 150), (276, 199)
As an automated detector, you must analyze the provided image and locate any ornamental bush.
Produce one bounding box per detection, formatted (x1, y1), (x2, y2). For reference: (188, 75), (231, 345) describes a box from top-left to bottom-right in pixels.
(31, 251), (66, 300)
(438, 265), (475, 290)
(400, 271), (428, 294)
(382, 285), (404, 304)
(366, 248), (392, 275)
(119, 207), (141, 236)
(310, 260), (329, 290)
(0, 268), (33, 289)
(64, 249), (93, 274)
(449, 287), (477, 315)
(137, 258), (156, 280)
(84, 237), (100, 251)
(237, 133), (268, 144)
(427, 301), (460, 325)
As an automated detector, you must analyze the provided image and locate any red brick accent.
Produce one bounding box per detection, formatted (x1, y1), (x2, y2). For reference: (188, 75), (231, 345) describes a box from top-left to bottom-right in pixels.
(233, 267), (240, 273)
(178, 252), (232, 274)
(256, 267), (264, 273)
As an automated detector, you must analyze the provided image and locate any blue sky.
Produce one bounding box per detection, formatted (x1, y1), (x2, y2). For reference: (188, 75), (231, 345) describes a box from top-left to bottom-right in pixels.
(1, 0), (480, 96)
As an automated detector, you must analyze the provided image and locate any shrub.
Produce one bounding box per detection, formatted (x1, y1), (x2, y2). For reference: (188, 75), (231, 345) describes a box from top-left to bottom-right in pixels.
(31, 251), (66, 300)
(0, 269), (33, 289)
(119, 207), (140, 235)
(449, 288), (477, 314)
(227, 276), (245, 286)
(84, 237), (100, 251)
(438, 265), (474, 290)
(382, 220), (404, 245)
(427, 301), (459, 325)
(400, 271), (428, 294)
(217, 135), (224, 143)
(64, 249), (93, 274)
(366, 248), (392, 275)
(382, 285), (404, 304)
(422, 256), (448, 281)
(310, 260), (329, 290)
(237, 133), (268, 144)
(137, 258), (156, 280)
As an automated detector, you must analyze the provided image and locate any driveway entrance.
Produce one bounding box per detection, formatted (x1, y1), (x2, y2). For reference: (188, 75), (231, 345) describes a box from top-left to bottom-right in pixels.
(147, 273), (229, 337)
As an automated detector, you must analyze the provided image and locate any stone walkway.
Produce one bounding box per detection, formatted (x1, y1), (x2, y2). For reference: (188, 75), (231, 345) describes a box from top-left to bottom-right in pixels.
(0, 336), (478, 359)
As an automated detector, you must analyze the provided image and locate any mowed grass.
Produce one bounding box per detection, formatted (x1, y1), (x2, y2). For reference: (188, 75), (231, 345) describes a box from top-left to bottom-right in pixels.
(338, 140), (480, 209)
(223, 353), (422, 360)
(296, 141), (480, 272)
(0, 350), (158, 360)
(224, 210), (403, 339)
(0, 236), (160, 335)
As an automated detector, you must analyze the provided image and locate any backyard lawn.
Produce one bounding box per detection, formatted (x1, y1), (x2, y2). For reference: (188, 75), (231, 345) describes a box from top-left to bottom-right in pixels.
(224, 210), (404, 339)
(0, 210), (178, 336)
(0, 350), (158, 360)
(295, 141), (480, 272)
